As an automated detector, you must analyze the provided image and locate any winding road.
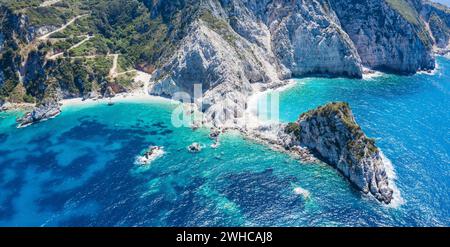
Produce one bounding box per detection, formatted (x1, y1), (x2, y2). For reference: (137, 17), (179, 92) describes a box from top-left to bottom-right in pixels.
(48, 35), (94, 60)
(37, 14), (89, 41)
(40, 0), (62, 7)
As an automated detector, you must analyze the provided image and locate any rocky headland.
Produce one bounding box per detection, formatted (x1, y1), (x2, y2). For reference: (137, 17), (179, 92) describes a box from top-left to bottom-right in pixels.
(246, 102), (394, 204)
(16, 100), (61, 128)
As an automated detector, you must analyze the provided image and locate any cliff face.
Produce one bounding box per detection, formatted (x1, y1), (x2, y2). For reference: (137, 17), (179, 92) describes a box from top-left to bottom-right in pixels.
(223, 0), (364, 78)
(331, 0), (435, 73)
(150, 0), (450, 126)
(285, 102), (394, 204)
(419, 1), (450, 53)
(2, 0), (450, 126)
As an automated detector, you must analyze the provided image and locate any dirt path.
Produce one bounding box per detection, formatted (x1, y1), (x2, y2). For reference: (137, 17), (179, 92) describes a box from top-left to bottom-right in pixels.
(116, 70), (137, 76)
(109, 54), (119, 78)
(38, 14), (89, 41)
(48, 35), (94, 60)
(70, 35), (93, 50)
(40, 0), (62, 7)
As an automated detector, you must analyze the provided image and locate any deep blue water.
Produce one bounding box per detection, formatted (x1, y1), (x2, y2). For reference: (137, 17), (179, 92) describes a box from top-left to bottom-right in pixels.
(0, 58), (449, 226)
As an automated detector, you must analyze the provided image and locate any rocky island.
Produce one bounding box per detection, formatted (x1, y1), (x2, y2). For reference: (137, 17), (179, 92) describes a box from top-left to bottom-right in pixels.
(285, 103), (393, 204)
(246, 102), (394, 204)
(16, 100), (61, 128)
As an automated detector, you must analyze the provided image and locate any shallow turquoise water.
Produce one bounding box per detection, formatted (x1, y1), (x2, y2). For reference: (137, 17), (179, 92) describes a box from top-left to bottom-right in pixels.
(0, 58), (449, 226)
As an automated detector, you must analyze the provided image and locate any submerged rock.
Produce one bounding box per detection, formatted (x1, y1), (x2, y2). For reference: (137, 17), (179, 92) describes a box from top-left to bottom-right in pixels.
(135, 146), (165, 166)
(188, 142), (202, 153)
(293, 187), (311, 199)
(16, 101), (61, 128)
(284, 102), (394, 204)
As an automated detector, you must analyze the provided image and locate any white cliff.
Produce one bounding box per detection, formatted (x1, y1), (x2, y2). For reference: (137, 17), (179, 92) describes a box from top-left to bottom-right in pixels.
(150, 0), (445, 127)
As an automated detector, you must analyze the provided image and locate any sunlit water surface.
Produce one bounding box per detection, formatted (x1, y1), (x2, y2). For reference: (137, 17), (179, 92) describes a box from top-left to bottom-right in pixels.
(0, 58), (448, 226)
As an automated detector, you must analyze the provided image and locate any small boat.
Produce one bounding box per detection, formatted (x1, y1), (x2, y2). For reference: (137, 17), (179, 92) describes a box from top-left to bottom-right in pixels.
(135, 146), (165, 165)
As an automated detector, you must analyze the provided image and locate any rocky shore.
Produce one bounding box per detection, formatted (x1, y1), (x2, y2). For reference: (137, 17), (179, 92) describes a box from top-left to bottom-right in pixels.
(16, 101), (61, 128)
(245, 102), (395, 204)
(295, 102), (394, 203)
(0, 101), (35, 112)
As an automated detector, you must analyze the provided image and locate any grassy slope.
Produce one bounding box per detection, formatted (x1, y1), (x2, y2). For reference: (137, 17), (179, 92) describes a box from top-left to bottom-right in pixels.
(385, 0), (434, 48)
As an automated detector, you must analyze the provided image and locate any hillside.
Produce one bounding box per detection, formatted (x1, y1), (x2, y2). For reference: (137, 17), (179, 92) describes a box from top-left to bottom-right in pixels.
(1, 0), (450, 126)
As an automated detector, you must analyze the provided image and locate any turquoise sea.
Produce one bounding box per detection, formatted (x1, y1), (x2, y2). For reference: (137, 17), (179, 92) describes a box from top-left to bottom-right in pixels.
(0, 57), (449, 226)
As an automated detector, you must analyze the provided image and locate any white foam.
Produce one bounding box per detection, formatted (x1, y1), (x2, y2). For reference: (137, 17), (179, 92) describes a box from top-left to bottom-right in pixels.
(135, 148), (165, 166)
(362, 67), (385, 80)
(417, 62), (439, 76)
(380, 151), (405, 208)
(293, 187), (311, 199)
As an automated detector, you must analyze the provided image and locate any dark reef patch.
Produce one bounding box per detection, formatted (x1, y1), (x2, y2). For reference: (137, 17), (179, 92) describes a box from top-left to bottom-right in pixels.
(0, 176), (25, 220)
(29, 132), (53, 147)
(23, 151), (59, 172)
(30, 123), (153, 225)
(61, 153), (97, 178)
(217, 169), (305, 224)
(0, 133), (8, 142)
(163, 177), (210, 226)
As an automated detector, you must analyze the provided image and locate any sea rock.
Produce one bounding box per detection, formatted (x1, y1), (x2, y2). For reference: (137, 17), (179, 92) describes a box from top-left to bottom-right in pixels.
(17, 101), (61, 128)
(188, 142), (202, 153)
(284, 102), (394, 204)
(209, 128), (221, 139)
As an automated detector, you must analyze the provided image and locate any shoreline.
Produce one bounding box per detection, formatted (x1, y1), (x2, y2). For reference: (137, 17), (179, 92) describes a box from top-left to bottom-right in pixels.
(0, 102), (35, 111)
(60, 92), (179, 109)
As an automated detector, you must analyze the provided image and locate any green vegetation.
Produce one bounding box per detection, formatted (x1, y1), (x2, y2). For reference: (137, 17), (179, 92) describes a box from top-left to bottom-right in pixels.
(0, 0), (43, 11)
(50, 36), (84, 53)
(50, 17), (93, 38)
(115, 73), (135, 88)
(200, 10), (238, 44)
(22, 6), (70, 26)
(347, 137), (378, 161)
(301, 102), (361, 135)
(69, 36), (111, 56)
(285, 122), (301, 137)
(46, 56), (111, 97)
(1, 0), (202, 103)
(117, 56), (134, 73)
(385, 0), (420, 25)
(385, 0), (433, 48)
